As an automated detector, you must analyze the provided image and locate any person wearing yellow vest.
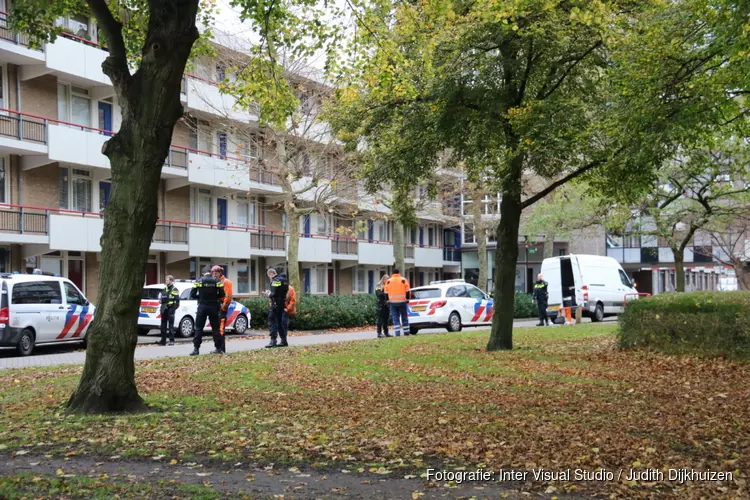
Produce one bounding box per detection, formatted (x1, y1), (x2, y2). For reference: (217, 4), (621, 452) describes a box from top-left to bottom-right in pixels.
(384, 268), (411, 337)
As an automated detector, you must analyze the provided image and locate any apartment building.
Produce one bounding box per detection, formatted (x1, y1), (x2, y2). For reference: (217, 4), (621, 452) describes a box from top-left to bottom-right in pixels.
(0, 12), (461, 301)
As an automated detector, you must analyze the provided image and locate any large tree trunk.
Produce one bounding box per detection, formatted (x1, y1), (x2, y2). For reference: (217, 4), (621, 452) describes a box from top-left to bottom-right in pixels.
(673, 248), (685, 292)
(67, 1), (199, 414)
(286, 205), (301, 292)
(393, 221), (405, 272)
(487, 185), (522, 351)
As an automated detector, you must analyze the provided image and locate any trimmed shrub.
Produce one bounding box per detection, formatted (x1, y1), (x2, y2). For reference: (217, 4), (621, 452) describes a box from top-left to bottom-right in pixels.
(243, 292), (538, 331)
(514, 292), (537, 319)
(618, 291), (750, 358)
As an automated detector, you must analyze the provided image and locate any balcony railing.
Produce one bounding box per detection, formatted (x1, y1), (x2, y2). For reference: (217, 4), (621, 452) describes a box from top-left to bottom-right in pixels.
(0, 11), (38, 49)
(0, 207), (49, 234)
(0, 111), (47, 143)
(250, 230), (286, 251)
(443, 247), (461, 262)
(153, 222), (189, 244)
(164, 147), (188, 169)
(332, 236), (357, 255)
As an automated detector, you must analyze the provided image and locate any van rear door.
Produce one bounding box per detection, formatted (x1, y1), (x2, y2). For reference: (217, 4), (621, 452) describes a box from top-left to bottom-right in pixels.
(541, 258), (562, 308)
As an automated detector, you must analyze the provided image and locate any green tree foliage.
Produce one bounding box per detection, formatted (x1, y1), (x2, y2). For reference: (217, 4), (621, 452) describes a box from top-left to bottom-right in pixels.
(327, 0), (749, 351)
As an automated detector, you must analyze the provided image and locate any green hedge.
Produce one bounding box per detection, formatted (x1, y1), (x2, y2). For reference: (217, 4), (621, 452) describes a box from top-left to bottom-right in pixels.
(242, 292), (538, 331)
(618, 291), (750, 358)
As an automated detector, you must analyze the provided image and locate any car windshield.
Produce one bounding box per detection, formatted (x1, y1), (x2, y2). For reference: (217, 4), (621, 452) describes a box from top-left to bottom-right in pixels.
(410, 288), (442, 299)
(141, 288), (161, 300)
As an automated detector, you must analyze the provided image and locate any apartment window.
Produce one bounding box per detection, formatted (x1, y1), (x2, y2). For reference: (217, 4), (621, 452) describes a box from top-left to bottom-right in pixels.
(315, 266), (326, 294)
(428, 227), (435, 246)
(58, 83), (91, 127)
(59, 168), (92, 212)
(217, 131), (227, 157)
(463, 223), (475, 244)
(316, 214), (328, 234)
(237, 260), (256, 294)
(354, 267), (366, 293)
(236, 197), (257, 228)
(244, 133), (259, 159)
(0, 64), (6, 111)
(196, 189), (211, 224)
(0, 156), (6, 204)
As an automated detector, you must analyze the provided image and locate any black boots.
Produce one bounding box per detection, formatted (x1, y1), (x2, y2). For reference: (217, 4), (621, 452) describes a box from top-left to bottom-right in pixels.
(265, 339), (278, 348)
(190, 348), (199, 356)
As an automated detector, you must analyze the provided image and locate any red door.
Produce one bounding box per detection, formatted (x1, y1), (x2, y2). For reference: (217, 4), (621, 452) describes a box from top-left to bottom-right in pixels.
(145, 263), (158, 285)
(68, 260), (84, 291)
(327, 269), (335, 295)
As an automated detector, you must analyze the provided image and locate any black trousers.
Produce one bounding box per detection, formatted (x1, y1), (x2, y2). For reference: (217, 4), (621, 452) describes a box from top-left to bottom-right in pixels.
(194, 304), (223, 351)
(268, 306), (286, 342)
(536, 300), (549, 324)
(376, 307), (389, 334)
(160, 308), (176, 343)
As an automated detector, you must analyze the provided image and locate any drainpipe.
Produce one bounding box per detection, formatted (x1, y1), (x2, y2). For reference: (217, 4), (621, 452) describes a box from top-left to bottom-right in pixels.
(16, 65), (21, 206)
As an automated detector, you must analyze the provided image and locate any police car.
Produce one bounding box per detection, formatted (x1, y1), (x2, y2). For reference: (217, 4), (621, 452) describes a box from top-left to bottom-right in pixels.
(0, 273), (95, 356)
(138, 280), (250, 337)
(407, 279), (493, 334)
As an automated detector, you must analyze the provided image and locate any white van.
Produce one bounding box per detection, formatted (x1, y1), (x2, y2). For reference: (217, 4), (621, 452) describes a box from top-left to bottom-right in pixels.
(0, 274), (95, 356)
(540, 254), (638, 322)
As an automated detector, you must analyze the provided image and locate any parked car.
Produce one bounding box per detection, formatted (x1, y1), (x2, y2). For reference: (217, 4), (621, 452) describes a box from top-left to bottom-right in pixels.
(0, 274), (95, 356)
(407, 279), (494, 334)
(138, 280), (250, 337)
(541, 254), (638, 322)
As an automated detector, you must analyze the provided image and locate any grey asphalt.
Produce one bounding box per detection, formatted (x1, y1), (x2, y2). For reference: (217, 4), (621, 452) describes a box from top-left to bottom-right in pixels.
(0, 318), (615, 371)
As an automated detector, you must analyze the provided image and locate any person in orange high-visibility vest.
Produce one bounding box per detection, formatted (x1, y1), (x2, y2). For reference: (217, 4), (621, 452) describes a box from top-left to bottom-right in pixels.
(282, 284), (297, 338)
(384, 268), (411, 337)
(212, 265), (232, 354)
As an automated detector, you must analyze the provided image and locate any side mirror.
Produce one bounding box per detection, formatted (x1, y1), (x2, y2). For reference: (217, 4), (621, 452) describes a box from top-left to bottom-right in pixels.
(84, 299), (90, 306)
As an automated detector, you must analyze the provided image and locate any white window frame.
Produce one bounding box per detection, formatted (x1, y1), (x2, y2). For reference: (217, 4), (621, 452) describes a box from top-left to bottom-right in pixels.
(58, 82), (92, 127)
(354, 266), (367, 294)
(0, 63), (8, 114)
(0, 155), (8, 204)
(195, 188), (212, 225)
(316, 214), (330, 235)
(236, 259), (258, 294)
(59, 167), (93, 212)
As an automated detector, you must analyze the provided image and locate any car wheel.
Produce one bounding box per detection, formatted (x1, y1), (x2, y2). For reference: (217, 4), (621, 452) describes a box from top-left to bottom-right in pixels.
(591, 303), (604, 323)
(17, 329), (35, 357)
(409, 326), (419, 335)
(233, 314), (249, 335)
(137, 327), (150, 336)
(178, 316), (195, 338)
(446, 312), (462, 332)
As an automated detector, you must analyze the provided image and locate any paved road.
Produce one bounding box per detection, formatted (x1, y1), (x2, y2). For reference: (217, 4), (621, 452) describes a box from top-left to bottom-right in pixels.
(0, 318), (615, 371)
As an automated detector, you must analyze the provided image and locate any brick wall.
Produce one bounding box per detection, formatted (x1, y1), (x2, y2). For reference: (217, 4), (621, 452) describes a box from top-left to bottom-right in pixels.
(21, 75), (58, 119)
(339, 267), (353, 294)
(85, 253), (99, 303)
(167, 258), (191, 280)
(569, 226), (605, 256)
(165, 186), (190, 221)
(264, 208), (283, 232)
(23, 163), (59, 208)
(7, 64), (18, 111)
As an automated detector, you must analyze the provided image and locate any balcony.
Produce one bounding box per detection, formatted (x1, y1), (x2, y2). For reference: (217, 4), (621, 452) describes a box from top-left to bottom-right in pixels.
(0, 109), (48, 155)
(331, 235), (358, 259)
(359, 240), (394, 266)
(0, 11), (45, 65)
(250, 229), (286, 257)
(183, 74), (259, 123)
(47, 123), (110, 169)
(188, 224), (251, 260)
(0, 206), (50, 244)
(414, 246), (443, 268)
(184, 148), (282, 193)
(298, 235), (333, 263)
(443, 247), (461, 263)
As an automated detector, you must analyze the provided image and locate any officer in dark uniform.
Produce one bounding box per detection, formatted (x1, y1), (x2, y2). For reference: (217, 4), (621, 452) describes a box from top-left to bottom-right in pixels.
(532, 273), (550, 326)
(265, 267), (289, 348)
(158, 274), (180, 346)
(190, 266), (226, 355)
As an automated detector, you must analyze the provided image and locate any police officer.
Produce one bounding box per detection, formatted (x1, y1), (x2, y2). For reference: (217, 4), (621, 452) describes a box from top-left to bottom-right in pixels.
(190, 266), (225, 355)
(265, 267), (289, 348)
(532, 273), (550, 326)
(158, 274), (180, 346)
(374, 274), (391, 338)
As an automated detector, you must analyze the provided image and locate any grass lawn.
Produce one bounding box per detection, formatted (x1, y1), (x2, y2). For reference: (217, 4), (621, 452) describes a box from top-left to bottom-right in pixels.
(1, 323), (747, 498)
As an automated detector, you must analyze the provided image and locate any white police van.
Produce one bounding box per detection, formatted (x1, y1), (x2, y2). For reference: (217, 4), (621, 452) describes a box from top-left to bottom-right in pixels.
(0, 273), (95, 356)
(138, 280), (251, 337)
